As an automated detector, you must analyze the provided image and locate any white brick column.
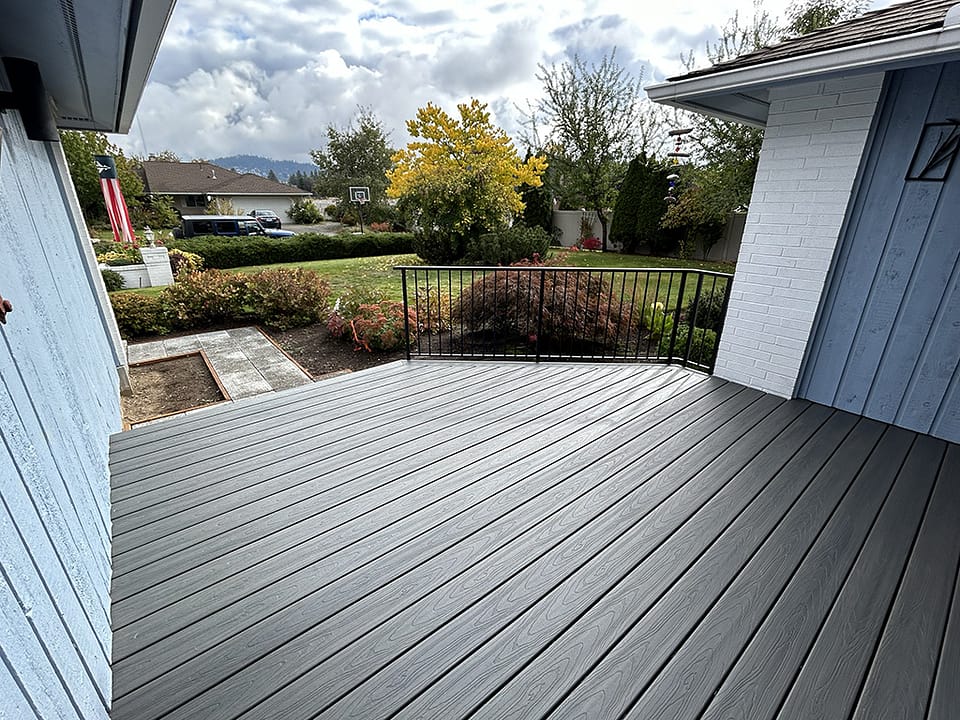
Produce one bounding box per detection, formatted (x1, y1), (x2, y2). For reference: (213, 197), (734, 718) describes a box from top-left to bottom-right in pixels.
(714, 73), (885, 396)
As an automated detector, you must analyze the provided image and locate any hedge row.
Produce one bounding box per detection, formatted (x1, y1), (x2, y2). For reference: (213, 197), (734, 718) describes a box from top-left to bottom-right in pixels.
(167, 231), (414, 269)
(111, 268), (332, 337)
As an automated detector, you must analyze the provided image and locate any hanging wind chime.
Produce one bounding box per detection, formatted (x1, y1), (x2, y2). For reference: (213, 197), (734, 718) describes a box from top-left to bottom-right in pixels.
(665, 127), (693, 203)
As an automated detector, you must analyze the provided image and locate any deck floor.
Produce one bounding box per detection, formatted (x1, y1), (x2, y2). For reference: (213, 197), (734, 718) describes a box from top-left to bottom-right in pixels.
(109, 361), (960, 720)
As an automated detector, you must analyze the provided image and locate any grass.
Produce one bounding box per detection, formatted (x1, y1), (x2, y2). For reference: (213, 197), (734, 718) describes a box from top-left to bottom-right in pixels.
(112, 250), (734, 311)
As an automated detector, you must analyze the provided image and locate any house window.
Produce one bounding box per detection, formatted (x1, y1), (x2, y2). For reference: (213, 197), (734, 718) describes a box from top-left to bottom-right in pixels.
(184, 194), (206, 208)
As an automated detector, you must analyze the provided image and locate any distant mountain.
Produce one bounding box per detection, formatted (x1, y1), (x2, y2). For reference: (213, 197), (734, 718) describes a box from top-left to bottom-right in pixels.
(209, 155), (316, 182)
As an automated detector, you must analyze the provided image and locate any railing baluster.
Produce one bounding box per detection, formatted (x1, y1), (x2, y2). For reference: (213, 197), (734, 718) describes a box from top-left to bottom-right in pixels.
(391, 265), (732, 372)
(535, 268), (545, 363)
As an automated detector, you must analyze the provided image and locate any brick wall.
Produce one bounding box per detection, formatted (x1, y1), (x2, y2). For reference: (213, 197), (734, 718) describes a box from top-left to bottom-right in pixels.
(714, 73), (885, 396)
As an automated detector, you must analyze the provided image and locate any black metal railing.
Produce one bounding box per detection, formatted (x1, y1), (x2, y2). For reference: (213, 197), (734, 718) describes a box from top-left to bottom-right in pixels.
(397, 265), (734, 373)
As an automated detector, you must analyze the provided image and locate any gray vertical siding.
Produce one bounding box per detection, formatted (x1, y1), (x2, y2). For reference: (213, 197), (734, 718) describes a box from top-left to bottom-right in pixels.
(1, 111), (120, 717)
(799, 62), (960, 443)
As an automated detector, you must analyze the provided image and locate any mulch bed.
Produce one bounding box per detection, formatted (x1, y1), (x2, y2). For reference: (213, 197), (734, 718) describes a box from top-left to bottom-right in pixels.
(267, 324), (406, 377)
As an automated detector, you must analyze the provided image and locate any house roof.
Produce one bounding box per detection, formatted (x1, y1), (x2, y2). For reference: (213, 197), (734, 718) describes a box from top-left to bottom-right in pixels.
(141, 161), (310, 197)
(0, 0), (177, 133)
(647, 0), (960, 125)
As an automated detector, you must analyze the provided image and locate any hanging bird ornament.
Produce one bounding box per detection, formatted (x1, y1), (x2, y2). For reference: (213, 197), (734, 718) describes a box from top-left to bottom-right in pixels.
(665, 127), (692, 203)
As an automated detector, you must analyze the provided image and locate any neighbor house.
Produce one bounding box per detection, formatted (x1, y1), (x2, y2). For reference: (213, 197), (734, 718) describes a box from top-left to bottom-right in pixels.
(648, 0), (960, 444)
(0, 1), (175, 718)
(140, 160), (310, 218)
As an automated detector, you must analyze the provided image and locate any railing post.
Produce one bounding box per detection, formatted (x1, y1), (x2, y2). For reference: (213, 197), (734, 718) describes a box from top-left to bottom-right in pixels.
(683, 272), (704, 366)
(535, 268), (546, 363)
(401, 268), (411, 361)
(667, 271), (688, 363)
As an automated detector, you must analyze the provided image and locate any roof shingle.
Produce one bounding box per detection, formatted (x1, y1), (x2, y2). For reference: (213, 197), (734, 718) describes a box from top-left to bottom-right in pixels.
(672, 0), (958, 81)
(140, 161), (309, 196)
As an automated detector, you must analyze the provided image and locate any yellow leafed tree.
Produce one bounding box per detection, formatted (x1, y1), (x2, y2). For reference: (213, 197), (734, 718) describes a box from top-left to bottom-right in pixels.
(387, 99), (547, 263)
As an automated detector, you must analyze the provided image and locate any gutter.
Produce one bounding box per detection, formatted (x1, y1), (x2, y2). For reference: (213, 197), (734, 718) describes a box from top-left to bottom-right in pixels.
(647, 23), (960, 110)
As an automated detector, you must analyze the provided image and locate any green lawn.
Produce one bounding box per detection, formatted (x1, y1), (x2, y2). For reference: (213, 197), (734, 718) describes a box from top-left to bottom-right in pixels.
(113, 250), (734, 310)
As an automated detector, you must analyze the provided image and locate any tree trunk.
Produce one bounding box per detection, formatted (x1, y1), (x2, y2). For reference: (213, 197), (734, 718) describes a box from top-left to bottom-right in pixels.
(596, 208), (608, 252)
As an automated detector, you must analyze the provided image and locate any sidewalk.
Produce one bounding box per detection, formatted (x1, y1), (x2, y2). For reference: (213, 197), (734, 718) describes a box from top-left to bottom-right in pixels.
(127, 327), (312, 400)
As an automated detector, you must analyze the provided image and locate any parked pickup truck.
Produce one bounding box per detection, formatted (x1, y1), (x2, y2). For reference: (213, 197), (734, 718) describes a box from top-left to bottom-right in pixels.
(172, 215), (296, 239)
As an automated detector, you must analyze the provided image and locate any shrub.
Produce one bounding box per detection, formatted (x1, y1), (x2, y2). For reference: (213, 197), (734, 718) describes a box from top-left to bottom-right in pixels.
(101, 268), (124, 292)
(368, 222), (392, 233)
(345, 301), (412, 352)
(684, 286), (728, 332)
(455, 260), (631, 349)
(660, 323), (718, 366)
(161, 270), (247, 327)
(93, 240), (121, 255)
(167, 232), (414, 269)
(97, 247), (142, 266)
(244, 268), (331, 330)
(110, 292), (170, 338)
(288, 198), (324, 224)
(415, 286), (452, 334)
(167, 249), (204, 279)
(464, 225), (551, 265)
(412, 228), (468, 265)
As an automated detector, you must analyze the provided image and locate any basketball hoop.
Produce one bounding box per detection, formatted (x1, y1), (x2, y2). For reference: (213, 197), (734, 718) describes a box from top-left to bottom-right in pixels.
(349, 186), (371, 232)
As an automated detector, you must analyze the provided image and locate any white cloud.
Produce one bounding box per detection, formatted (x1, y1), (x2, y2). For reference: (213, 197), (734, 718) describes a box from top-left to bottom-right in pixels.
(111, 0), (898, 162)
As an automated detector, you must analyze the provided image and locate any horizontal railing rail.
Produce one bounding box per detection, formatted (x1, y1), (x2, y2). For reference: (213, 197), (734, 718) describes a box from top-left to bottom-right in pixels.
(397, 265), (734, 373)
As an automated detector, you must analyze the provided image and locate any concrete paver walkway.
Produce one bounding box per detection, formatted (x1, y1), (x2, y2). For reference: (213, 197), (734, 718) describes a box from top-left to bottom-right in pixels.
(127, 327), (312, 400)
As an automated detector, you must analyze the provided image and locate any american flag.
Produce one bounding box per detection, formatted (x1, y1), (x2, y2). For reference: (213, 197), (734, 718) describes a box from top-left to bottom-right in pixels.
(94, 155), (137, 244)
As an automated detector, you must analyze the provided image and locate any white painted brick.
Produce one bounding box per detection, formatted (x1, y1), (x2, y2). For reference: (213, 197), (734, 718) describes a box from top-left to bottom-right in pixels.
(718, 75), (879, 396)
(796, 179), (856, 192)
(830, 116), (875, 132)
(776, 120), (834, 136)
(772, 110), (821, 126)
(763, 134), (815, 149)
(803, 155), (863, 168)
(757, 213), (808, 225)
(810, 129), (873, 146)
(837, 88), (883, 105)
(820, 74), (884, 93)
(771, 81), (826, 100)
(753, 179), (803, 192)
(816, 103), (879, 121)
(782, 94), (839, 112)
(751, 201), (799, 214)
(758, 157), (806, 171)
(770, 145), (827, 160)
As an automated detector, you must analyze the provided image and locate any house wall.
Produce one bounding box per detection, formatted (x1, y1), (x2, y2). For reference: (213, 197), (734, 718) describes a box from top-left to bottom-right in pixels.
(713, 73), (885, 396)
(798, 62), (960, 443)
(223, 195), (301, 219)
(1, 111), (119, 718)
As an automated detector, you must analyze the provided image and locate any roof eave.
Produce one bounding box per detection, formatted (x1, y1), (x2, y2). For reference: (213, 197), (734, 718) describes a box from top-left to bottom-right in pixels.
(115, 1), (178, 133)
(646, 24), (960, 125)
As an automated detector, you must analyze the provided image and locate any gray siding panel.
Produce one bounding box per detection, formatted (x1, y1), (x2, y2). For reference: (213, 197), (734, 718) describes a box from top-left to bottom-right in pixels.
(0, 110), (118, 718)
(800, 62), (960, 443)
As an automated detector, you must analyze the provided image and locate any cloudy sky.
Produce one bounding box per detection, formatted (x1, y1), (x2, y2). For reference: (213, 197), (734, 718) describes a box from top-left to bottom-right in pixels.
(110, 0), (896, 163)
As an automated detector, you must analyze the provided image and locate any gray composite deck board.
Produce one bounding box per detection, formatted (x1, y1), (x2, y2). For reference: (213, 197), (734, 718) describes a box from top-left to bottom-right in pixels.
(110, 362), (960, 720)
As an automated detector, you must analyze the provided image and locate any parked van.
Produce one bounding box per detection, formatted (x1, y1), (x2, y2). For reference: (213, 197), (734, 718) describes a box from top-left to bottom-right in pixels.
(173, 215), (295, 239)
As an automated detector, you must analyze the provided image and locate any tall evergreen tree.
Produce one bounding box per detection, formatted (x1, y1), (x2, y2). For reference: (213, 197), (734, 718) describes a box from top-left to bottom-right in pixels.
(610, 155), (667, 253)
(266, 169), (279, 182)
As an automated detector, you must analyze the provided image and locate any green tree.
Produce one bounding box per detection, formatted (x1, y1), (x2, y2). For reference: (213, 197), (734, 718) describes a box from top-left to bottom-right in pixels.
(60, 130), (144, 226)
(785, 0), (868, 35)
(518, 151), (553, 234)
(266, 169), (279, 182)
(524, 50), (645, 251)
(387, 99), (546, 263)
(609, 155), (668, 254)
(311, 107), (394, 207)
